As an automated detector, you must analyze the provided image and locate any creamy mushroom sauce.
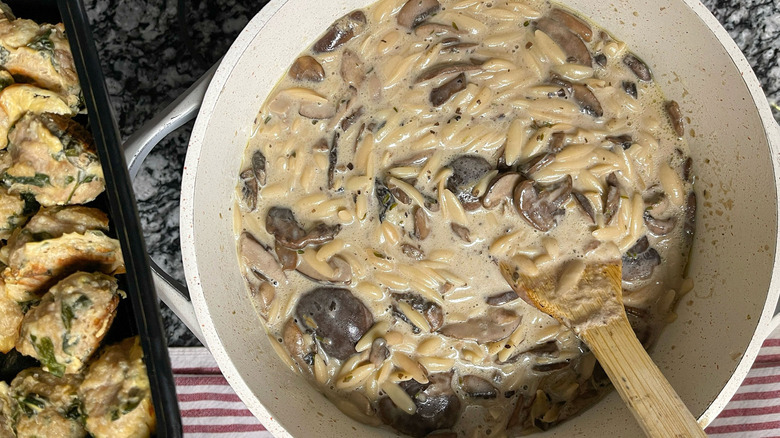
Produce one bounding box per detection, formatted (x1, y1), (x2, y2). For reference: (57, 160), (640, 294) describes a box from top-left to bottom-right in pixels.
(235, 0), (696, 436)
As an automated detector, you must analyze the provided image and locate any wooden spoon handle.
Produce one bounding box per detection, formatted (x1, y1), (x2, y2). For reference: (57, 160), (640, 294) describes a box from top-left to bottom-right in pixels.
(581, 316), (707, 437)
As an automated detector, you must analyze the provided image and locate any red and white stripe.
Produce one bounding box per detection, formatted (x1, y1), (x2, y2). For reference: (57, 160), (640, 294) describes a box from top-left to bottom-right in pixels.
(170, 323), (780, 437)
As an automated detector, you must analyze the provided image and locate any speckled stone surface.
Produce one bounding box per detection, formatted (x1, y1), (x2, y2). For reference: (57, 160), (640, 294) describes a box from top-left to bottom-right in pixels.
(81, 0), (780, 346)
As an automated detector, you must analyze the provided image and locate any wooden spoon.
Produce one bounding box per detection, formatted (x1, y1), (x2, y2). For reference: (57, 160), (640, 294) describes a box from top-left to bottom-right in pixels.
(500, 258), (706, 437)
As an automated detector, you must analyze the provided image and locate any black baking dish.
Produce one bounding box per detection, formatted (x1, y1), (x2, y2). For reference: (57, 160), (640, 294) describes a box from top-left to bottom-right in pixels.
(1, 0), (182, 436)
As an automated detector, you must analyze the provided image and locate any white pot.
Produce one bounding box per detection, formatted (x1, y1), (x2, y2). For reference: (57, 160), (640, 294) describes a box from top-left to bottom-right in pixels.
(131, 0), (780, 436)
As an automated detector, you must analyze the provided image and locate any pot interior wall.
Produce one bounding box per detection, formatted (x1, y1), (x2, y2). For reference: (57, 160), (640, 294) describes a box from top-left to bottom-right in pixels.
(183, 0), (779, 436)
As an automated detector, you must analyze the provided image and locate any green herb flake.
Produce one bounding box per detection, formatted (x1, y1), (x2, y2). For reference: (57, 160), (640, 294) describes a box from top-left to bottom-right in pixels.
(2, 172), (50, 187)
(264, 115), (272, 124)
(31, 335), (65, 377)
(27, 32), (54, 54)
(451, 21), (459, 30)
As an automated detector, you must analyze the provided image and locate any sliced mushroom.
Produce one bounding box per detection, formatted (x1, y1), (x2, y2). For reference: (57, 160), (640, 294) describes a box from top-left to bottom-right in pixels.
(393, 293), (444, 332)
(603, 173), (621, 224)
(413, 206), (430, 240)
(445, 155), (492, 210)
(461, 375), (498, 399)
(369, 337), (389, 366)
(513, 175), (572, 232)
(440, 308), (521, 343)
(415, 61), (483, 83)
(440, 40), (478, 54)
(397, 0), (441, 29)
(482, 172), (522, 209)
(295, 287), (373, 360)
(289, 56), (325, 82)
(401, 243), (425, 260)
(274, 240), (298, 270)
(485, 290), (519, 306)
(665, 100), (684, 137)
(622, 81), (638, 99)
(390, 186), (412, 205)
(375, 178), (396, 222)
(643, 211), (677, 236)
(313, 10), (367, 53)
(239, 232), (286, 287)
(340, 50), (364, 88)
(521, 153), (555, 176)
(572, 83), (603, 117)
(682, 157), (693, 183)
(623, 53), (652, 82)
(239, 169), (258, 211)
(572, 191), (596, 224)
(549, 132), (566, 153)
(606, 134), (633, 150)
(430, 73), (467, 106)
(266, 206), (341, 250)
(535, 17), (592, 66)
(593, 53), (607, 67)
(450, 223), (471, 243)
(283, 318), (311, 371)
(377, 373), (461, 438)
(296, 255), (352, 284)
(549, 8), (592, 42)
(340, 106), (364, 132)
(622, 236), (661, 282)
(328, 132), (339, 189)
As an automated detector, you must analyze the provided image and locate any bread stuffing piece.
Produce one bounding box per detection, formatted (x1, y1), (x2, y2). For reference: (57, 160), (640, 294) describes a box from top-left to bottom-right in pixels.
(0, 84), (75, 150)
(0, 382), (15, 437)
(15, 272), (120, 376)
(3, 112), (103, 205)
(0, 277), (22, 353)
(9, 367), (85, 438)
(79, 336), (155, 438)
(0, 8), (81, 110)
(0, 186), (29, 240)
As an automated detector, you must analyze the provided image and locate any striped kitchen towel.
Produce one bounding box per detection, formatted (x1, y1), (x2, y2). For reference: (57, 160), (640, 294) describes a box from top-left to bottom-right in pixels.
(170, 321), (780, 437)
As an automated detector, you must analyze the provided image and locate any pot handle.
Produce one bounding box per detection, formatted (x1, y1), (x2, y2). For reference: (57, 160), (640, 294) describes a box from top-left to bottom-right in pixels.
(123, 64), (219, 346)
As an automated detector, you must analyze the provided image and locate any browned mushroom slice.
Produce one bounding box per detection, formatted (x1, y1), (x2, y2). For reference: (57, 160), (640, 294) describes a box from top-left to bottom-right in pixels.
(549, 8), (592, 42)
(572, 83), (603, 117)
(339, 49), (364, 88)
(369, 337), (389, 366)
(239, 232), (286, 287)
(377, 373), (461, 438)
(623, 53), (652, 81)
(665, 100), (684, 137)
(450, 223), (471, 243)
(375, 178), (396, 222)
(250, 150), (267, 185)
(274, 241), (298, 271)
(340, 106), (364, 131)
(622, 236), (661, 282)
(430, 73), (467, 106)
(283, 318), (312, 371)
(440, 308), (520, 343)
(482, 172), (522, 209)
(413, 206), (430, 240)
(445, 155), (492, 210)
(397, 0), (441, 29)
(295, 287), (373, 360)
(521, 153), (555, 176)
(328, 132), (339, 189)
(461, 375), (498, 399)
(549, 132), (566, 153)
(313, 10), (367, 53)
(513, 175), (572, 232)
(415, 62), (482, 83)
(485, 290), (519, 306)
(535, 17), (592, 66)
(682, 157), (693, 182)
(606, 134), (633, 150)
(593, 52), (607, 67)
(239, 169), (258, 211)
(266, 206), (340, 250)
(289, 56), (325, 82)
(603, 173), (621, 224)
(389, 186), (412, 205)
(643, 211), (677, 236)
(401, 243), (424, 260)
(622, 81), (638, 99)
(296, 255), (352, 285)
(572, 191), (596, 224)
(393, 293), (444, 332)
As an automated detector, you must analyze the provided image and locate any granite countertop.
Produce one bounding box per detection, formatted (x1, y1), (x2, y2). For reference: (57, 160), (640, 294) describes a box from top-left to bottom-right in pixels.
(82, 0), (780, 346)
